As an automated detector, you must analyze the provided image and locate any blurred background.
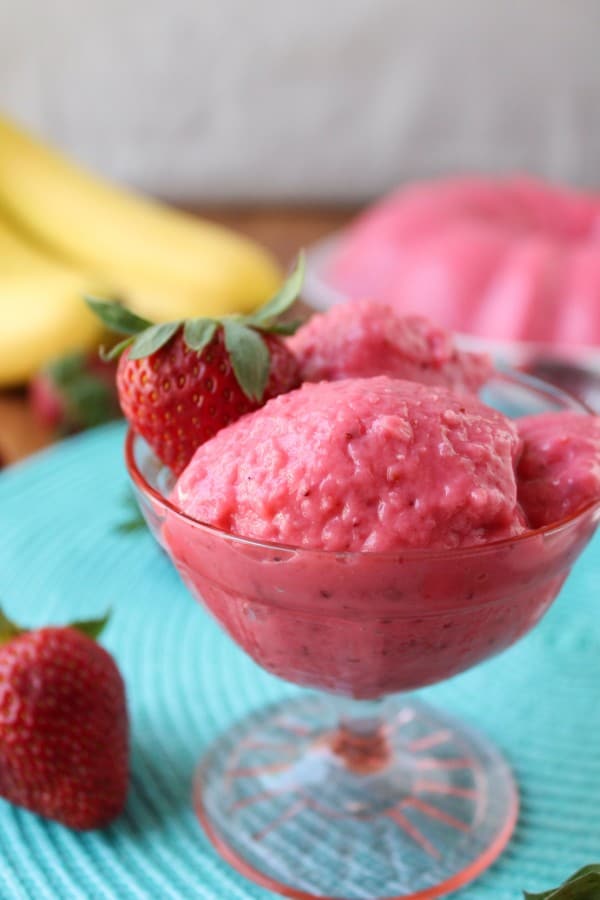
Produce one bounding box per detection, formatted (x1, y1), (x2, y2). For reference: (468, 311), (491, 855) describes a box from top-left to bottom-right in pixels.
(1, 0), (600, 463)
(3, 0), (599, 199)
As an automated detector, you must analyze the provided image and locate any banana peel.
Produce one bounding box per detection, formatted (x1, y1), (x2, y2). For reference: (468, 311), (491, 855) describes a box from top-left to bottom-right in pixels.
(0, 115), (282, 322)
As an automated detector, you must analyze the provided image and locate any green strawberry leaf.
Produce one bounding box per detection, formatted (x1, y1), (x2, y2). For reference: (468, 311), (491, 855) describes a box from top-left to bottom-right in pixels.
(568, 866), (600, 880)
(128, 321), (181, 360)
(115, 513), (147, 534)
(223, 321), (270, 401)
(114, 490), (147, 534)
(44, 352), (120, 431)
(259, 319), (303, 336)
(0, 609), (24, 646)
(85, 297), (153, 335)
(183, 319), (218, 354)
(524, 866), (600, 899)
(69, 611), (111, 641)
(0, 609), (110, 645)
(250, 251), (306, 325)
(61, 374), (118, 431)
(100, 336), (135, 362)
(88, 254), (304, 368)
(46, 350), (87, 385)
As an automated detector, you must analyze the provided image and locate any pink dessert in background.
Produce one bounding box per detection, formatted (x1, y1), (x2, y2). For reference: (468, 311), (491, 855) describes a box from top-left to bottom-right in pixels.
(328, 176), (600, 348)
(287, 299), (491, 393)
(173, 376), (524, 552)
(517, 411), (600, 527)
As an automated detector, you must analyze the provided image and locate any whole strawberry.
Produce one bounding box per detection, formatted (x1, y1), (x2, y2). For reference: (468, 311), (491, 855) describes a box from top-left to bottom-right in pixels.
(87, 254), (305, 474)
(0, 611), (128, 830)
(29, 350), (120, 435)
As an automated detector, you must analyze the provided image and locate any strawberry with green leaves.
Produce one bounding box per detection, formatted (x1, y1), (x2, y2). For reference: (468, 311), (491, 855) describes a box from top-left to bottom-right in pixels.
(87, 254), (305, 474)
(0, 610), (128, 830)
(29, 350), (120, 435)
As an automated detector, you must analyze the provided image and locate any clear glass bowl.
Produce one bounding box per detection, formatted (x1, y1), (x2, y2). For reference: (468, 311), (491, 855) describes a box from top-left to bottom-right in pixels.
(125, 370), (599, 900)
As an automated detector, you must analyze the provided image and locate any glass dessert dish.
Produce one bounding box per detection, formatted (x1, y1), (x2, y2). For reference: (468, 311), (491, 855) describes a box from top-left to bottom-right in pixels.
(125, 370), (600, 900)
(304, 232), (600, 375)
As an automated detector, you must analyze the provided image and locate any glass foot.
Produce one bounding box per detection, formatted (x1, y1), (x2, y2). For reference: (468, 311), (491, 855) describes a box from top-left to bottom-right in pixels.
(194, 694), (518, 900)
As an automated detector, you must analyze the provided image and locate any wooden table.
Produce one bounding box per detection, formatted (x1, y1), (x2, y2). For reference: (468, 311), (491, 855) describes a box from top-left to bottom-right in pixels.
(0, 206), (354, 466)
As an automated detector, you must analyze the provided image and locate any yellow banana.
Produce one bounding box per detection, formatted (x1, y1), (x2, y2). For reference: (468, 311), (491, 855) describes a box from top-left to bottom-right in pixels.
(0, 219), (104, 385)
(0, 116), (282, 320)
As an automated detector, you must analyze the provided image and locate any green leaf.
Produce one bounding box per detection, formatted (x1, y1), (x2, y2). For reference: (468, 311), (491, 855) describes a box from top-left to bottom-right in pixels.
(128, 321), (181, 360)
(115, 515), (147, 535)
(250, 251), (306, 325)
(0, 609), (24, 646)
(85, 297), (153, 335)
(114, 491), (147, 534)
(69, 611), (111, 641)
(46, 350), (87, 386)
(259, 318), (303, 336)
(524, 866), (600, 899)
(0, 608), (110, 645)
(42, 350), (120, 432)
(62, 374), (118, 430)
(223, 320), (270, 401)
(566, 866), (600, 881)
(100, 336), (135, 362)
(183, 318), (218, 353)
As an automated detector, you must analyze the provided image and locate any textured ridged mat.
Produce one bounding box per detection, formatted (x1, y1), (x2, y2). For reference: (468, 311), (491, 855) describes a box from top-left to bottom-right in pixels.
(0, 421), (597, 899)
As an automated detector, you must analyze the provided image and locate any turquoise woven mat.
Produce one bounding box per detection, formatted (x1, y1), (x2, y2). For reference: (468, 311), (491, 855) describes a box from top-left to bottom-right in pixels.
(0, 421), (598, 900)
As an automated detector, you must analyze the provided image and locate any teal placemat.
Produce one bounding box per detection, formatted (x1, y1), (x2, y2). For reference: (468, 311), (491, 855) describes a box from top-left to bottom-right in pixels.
(0, 422), (598, 899)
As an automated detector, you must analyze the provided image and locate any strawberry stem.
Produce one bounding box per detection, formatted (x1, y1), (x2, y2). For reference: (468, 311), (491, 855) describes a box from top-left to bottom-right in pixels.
(85, 252), (306, 401)
(100, 336), (135, 362)
(69, 611), (111, 641)
(0, 609), (24, 646)
(85, 298), (152, 334)
(0, 608), (110, 646)
(84, 251), (306, 349)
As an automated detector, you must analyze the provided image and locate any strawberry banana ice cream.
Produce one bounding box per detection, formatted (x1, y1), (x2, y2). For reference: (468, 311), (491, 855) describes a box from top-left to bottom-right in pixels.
(165, 380), (599, 698)
(173, 376), (523, 552)
(517, 411), (600, 527)
(287, 299), (491, 394)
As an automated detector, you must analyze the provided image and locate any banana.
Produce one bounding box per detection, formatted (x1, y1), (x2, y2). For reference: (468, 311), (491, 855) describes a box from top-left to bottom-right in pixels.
(0, 219), (104, 385)
(0, 116), (282, 321)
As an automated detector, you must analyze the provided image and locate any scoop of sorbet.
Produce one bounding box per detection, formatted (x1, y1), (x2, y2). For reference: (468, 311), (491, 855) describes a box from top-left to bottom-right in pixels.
(287, 300), (491, 394)
(173, 376), (524, 552)
(517, 411), (600, 527)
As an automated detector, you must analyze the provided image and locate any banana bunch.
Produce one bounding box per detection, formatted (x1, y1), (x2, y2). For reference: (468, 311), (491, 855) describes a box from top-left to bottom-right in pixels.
(0, 116), (282, 385)
(0, 218), (106, 385)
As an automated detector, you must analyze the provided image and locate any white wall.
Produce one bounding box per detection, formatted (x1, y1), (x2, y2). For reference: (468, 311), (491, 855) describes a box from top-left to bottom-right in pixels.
(1, 0), (599, 201)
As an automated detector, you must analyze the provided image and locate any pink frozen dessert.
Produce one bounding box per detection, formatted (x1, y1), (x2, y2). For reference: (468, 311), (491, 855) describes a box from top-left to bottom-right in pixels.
(160, 377), (597, 698)
(287, 299), (491, 393)
(173, 376), (524, 552)
(517, 411), (600, 527)
(327, 176), (600, 347)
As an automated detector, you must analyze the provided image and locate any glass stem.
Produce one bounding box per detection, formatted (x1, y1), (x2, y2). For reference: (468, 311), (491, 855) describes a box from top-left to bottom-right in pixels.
(329, 696), (391, 774)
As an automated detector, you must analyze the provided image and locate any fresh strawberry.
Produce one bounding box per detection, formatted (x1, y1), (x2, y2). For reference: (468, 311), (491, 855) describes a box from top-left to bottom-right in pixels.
(0, 610), (128, 830)
(29, 351), (120, 434)
(87, 253), (305, 474)
(116, 328), (300, 474)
